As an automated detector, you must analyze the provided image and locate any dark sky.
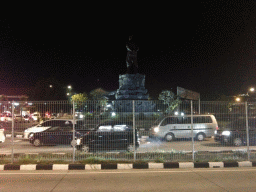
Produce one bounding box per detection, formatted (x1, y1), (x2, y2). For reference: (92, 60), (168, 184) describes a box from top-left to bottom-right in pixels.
(1, 1), (256, 100)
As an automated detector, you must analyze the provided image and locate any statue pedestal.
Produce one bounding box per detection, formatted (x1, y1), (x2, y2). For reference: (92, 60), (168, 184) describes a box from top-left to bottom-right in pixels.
(115, 73), (149, 100)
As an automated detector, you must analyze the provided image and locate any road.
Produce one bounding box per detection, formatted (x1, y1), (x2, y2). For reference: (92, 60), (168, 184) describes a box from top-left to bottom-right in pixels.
(1, 136), (256, 154)
(1, 121), (256, 154)
(0, 168), (256, 191)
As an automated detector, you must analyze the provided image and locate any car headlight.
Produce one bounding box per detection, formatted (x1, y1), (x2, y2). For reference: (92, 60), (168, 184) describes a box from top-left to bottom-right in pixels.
(29, 133), (34, 138)
(214, 130), (217, 134)
(154, 127), (159, 133)
(222, 131), (230, 136)
(77, 139), (81, 145)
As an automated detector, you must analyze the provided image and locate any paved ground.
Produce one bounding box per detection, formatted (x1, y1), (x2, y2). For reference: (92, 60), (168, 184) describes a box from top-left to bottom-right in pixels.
(0, 168), (256, 191)
(1, 136), (255, 154)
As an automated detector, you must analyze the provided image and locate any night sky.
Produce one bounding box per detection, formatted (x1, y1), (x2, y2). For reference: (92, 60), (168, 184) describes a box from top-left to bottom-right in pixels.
(0, 1), (256, 100)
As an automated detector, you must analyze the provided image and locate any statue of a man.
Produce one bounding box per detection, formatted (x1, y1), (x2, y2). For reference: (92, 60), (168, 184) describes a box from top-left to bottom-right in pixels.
(126, 36), (139, 74)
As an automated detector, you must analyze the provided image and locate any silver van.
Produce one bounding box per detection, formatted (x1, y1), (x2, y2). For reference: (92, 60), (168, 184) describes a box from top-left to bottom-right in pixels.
(151, 115), (218, 141)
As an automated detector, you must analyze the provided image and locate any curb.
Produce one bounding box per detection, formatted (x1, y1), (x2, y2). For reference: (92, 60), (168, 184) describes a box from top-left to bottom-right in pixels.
(0, 161), (256, 171)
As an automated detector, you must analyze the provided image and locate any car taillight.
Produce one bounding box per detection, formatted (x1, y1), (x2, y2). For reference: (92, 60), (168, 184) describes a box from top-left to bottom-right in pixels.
(216, 126), (219, 130)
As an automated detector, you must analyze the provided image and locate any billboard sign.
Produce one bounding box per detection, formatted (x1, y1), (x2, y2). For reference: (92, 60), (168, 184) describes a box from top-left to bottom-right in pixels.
(177, 86), (200, 100)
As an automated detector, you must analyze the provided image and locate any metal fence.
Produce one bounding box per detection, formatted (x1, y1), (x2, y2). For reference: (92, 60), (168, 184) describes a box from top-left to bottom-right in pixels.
(1, 100), (256, 163)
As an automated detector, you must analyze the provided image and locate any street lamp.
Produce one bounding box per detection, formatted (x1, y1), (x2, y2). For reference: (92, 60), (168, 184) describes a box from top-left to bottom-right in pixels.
(236, 97), (241, 102)
(248, 87), (255, 95)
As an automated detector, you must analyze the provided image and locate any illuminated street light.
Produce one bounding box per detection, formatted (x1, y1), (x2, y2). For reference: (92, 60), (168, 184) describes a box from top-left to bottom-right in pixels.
(236, 97), (241, 102)
(68, 85), (72, 89)
(49, 85), (53, 88)
(249, 87), (255, 93)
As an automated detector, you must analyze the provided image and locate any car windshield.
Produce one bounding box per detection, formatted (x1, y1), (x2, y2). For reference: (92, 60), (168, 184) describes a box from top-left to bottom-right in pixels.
(152, 118), (163, 126)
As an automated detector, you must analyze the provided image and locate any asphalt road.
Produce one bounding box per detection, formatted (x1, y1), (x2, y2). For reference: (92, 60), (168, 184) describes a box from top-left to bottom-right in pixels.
(0, 168), (256, 191)
(1, 136), (256, 154)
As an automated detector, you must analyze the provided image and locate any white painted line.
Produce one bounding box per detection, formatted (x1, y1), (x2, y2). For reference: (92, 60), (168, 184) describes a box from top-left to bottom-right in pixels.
(6, 134), (11, 137)
(53, 164), (69, 170)
(16, 135), (23, 138)
(117, 164), (133, 169)
(209, 162), (224, 168)
(20, 164), (36, 171)
(238, 161), (252, 167)
(0, 165), (4, 171)
(25, 153), (39, 155)
(85, 164), (101, 170)
(148, 163), (164, 169)
(179, 162), (194, 168)
(52, 153), (66, 155)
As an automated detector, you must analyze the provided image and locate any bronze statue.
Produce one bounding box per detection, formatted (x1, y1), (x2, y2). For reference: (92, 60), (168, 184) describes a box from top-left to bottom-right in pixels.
(126, 36), (139, 74)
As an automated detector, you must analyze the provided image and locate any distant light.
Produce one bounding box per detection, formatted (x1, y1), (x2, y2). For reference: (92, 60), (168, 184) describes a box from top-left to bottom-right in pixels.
(28, 103), (33, 105)
(68, 85), (72, 89)
(174, 111), (179, 115)
(236, 97), (241, 102)
(181, 112), (184, 116)
(49, 85), (53, 88)
(111, 112), (116, 117)
(250, 87), (255, 92)
(67, 93), (70, 96)
(14, 102), (19, 106)
(107, 104), (111, 107)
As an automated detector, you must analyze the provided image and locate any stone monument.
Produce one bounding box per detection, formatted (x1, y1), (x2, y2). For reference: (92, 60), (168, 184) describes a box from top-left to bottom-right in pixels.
(115, 36), (149, 100)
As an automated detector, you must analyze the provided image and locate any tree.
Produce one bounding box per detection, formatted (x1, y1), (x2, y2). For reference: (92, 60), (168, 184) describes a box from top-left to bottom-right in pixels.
(71, 93), (88, 110)
(158, 90), (181, 114)
(89, 88), (108, 115)
(71, 93), (88, 102)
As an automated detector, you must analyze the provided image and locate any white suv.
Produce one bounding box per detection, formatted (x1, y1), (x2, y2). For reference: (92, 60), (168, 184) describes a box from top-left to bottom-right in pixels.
(23, 119), (81, 139)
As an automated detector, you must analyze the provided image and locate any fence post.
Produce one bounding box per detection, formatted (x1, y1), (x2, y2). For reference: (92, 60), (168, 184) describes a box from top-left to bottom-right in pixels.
(191, 100), (194, 162)
(245, 101), (250, 161)
(133, 100), (136, 162)
(72, 100), (75, 163)
(11, 101), (14, 164)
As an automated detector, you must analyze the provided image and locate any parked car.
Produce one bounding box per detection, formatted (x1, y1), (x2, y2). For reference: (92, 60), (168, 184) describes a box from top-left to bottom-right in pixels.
(0, 114), (12, 122)
(151, 115), (218, 141)
(23, 119), (86, 139)
(30, 112), (41, 121)
(0, 128), (5, 143)
(76, 121), (140, 152)
(14, 115), (25, 122)
(214, 118), (256, 146)
(29, 126), (83, 147)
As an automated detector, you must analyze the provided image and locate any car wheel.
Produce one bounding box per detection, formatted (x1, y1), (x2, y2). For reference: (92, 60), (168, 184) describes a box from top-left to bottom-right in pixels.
(165, 133), (175, 142)
(82, 145), (90, 153)
(127, 144), (136, 152)
(196, 133), (205, 141)
(33, 139), (41, 147)
(233, 137), (242, 147)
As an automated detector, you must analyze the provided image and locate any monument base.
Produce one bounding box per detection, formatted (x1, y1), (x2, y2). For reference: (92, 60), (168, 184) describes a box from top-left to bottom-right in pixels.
(115, 73), (149, 100)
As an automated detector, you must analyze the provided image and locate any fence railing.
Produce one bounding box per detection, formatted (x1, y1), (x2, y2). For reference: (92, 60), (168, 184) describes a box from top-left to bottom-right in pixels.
(1, 100), (256, 163)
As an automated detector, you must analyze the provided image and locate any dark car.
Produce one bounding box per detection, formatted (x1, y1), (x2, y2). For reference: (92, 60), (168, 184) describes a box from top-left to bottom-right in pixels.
(29, 126), (83, 147)
(214, 118), (256, 146)
(76, 121), (140, 152)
